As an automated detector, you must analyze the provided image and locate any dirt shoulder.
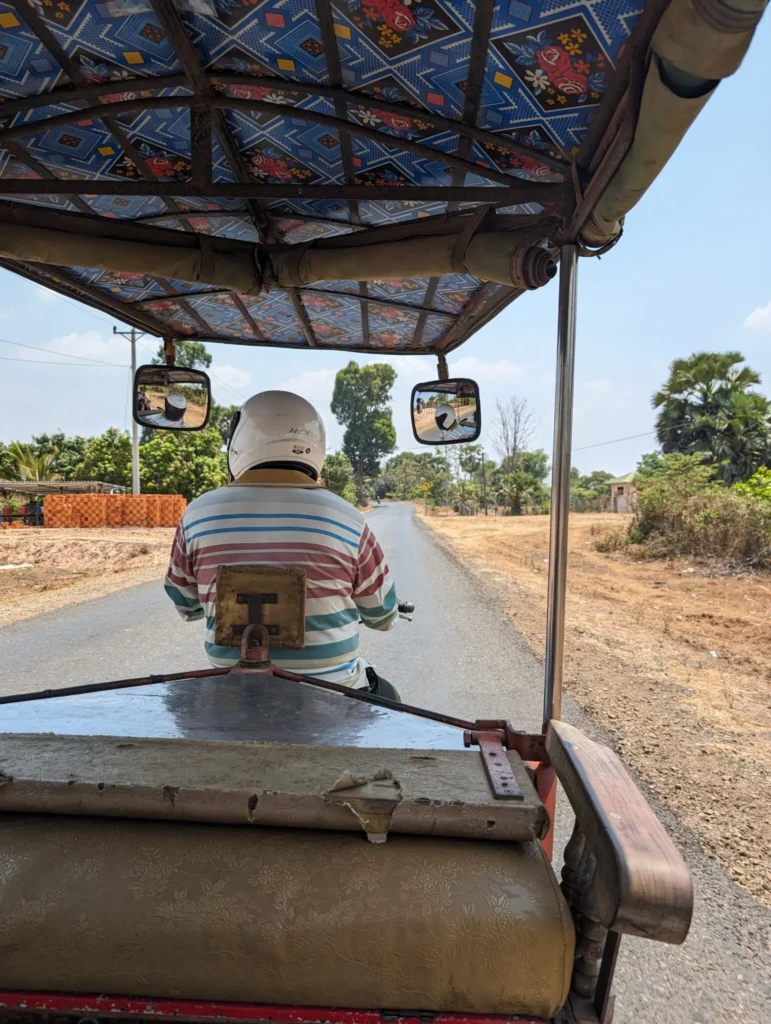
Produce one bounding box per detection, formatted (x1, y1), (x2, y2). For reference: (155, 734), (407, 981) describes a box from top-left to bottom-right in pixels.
(421, 509), (771, 907)
(0, 528), (175, 627)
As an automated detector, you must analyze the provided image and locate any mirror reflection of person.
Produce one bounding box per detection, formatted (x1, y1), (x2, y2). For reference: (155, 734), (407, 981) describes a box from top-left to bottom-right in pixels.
(143, 392), (188, 428)
(136, 391), (151, 413)
(433, 402), (469, 441)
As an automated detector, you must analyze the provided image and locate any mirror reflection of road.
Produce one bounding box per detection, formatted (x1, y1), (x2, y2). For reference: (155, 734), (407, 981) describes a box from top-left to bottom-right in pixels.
(0, 502), (767, 1023)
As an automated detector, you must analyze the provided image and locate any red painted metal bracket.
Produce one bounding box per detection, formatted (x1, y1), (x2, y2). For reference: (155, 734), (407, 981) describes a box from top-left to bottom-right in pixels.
(464, 721), (550, 801)
(465, 729), (523, 800)
(0, 993), (547, 1024)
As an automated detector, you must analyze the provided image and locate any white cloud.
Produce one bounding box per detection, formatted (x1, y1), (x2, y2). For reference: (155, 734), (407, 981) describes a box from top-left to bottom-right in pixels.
(35, 285), (59, 303)
(449, 355), (526, 382)
(279, 367), (338, 406)
(209, 362), (252, 396)
(47, 330), (129, 364)
(12, 330), (129, 366)
(584, 378), (612, 391)
(744, 301), (771, 332)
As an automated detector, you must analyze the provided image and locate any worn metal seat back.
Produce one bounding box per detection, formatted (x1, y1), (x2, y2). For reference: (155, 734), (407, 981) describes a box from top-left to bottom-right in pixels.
(214, 565), (306, 650)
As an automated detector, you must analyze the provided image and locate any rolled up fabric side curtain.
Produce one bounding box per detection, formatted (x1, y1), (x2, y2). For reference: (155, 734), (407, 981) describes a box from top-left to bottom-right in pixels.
(0, 225), (555, 292)
(580, 0), (768, 246)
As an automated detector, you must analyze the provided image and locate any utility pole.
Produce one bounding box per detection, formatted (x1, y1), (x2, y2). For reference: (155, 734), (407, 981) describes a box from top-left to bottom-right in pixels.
(113, 325), (146, 495)
(481, 450), (488, 515)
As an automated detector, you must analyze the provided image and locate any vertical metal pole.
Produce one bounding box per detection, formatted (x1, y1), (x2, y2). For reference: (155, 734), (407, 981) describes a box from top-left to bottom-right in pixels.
(481, 452), (488, 515)
(130, 327), (140, 496)
(543, 245), (578, 728)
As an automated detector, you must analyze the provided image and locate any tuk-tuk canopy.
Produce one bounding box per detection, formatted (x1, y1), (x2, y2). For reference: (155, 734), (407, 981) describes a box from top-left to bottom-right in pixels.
(0, 0), (764, 354)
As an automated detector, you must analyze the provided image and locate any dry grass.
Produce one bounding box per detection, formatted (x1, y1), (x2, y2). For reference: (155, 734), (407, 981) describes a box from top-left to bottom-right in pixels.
(421, 509), (771, 906)
(0, 528), (175, 626)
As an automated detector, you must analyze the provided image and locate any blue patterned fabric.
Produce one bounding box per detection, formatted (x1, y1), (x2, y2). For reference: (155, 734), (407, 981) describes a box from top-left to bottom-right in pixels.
(0, 0), (644, 351)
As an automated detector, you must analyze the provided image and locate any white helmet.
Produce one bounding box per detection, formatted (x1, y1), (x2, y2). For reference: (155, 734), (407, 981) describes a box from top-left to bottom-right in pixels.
(227, 391), (326, 480)
(435, 403), (458, 432)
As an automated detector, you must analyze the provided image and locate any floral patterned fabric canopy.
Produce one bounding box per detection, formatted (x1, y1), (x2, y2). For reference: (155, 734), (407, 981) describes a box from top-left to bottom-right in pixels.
(0, 0), (645, 352)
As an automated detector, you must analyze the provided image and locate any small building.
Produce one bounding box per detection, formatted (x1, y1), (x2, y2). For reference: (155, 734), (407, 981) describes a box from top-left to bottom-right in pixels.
(609, 473), (637, 513)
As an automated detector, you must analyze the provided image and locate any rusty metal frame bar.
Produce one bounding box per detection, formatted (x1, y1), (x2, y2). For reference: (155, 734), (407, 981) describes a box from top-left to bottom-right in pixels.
(0, 95), (565, 196)
(146, 0), (313, 344)
(314, 0), (370, 348)
(0, 141), (93, 215)
(0, 180), (554, 204)
(0, 71), (568, 174)
(413, 0), (495, 351)
(0, 257), (166, 336)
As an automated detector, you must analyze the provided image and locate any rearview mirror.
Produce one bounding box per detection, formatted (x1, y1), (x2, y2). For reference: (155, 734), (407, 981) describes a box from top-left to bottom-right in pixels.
(411, 378), (481, 445)
(133, 365), (211, 431)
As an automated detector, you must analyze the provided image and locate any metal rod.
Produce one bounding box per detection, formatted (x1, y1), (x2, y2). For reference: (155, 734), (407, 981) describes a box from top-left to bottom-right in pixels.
(543, 244), (578, 728)
(0, 667), (230, 705)
(593, 930), (622, 1023)
(113, 325), (143, 494)
(0, 96), (551, 193)
(130, 328), (139, 495)
(0, 180), (552, 203)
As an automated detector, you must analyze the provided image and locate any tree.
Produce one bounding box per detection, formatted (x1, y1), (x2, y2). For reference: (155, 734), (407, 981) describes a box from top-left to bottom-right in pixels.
(74, 428), (133, 487)
(521, 448), (550, 483)
(0, 442), (20, 480)
(32, 432), (89, 479)
(331, 361), (397, 503)
(210, 401), (239, 445)
(492, 396), (534, 470)
(139, 428), (227, 501)
(653, 351), (771, 484)
(322, 452), (357, 504)
(5, 442), (62, 482)
(497, 471), (541, 515)
(570, 468), (613, 512)
(154, 339), (212, 369)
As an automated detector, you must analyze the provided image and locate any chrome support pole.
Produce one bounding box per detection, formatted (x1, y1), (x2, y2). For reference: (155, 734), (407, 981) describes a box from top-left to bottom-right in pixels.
(543, 244), (578, 728)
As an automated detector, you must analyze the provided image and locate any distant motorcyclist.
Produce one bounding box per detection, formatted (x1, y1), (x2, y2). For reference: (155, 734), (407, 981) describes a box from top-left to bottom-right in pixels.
(164, 391), (400, 697)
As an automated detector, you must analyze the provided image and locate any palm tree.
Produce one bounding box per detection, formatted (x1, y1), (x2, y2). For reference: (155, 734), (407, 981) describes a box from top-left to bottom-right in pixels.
(497, 471), (540, 515)
(7, 442), (62, 482)
(653, 351), (771, 483)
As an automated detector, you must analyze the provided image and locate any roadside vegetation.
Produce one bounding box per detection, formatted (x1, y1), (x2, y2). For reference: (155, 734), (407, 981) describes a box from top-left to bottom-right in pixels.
(595, 352), (771, 570)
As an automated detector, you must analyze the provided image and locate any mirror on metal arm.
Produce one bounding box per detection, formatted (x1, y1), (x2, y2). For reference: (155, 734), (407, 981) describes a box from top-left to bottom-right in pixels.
(133, 365), (211, 432)
(411, 378), (481, 445)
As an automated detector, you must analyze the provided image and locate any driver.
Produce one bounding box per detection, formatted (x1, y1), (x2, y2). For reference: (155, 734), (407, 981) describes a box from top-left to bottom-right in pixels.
(164, 391), (400, 697)
(434, 402), (466, 441)
(143, 392), (187, 428)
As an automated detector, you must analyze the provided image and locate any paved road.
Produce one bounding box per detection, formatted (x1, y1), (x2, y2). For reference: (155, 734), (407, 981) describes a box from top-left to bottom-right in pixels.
(0, 502), (768, 1022)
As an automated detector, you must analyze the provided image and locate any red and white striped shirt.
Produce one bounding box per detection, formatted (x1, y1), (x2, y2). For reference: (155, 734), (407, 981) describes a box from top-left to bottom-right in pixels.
(165, 469), (397, 685)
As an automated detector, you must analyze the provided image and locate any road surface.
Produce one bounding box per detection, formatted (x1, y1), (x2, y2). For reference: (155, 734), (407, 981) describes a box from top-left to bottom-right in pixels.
(0, 503), (768, 1022)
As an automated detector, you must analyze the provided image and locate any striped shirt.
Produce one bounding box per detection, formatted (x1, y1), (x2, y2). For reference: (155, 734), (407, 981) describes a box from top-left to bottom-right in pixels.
(164, 468), (397, 685)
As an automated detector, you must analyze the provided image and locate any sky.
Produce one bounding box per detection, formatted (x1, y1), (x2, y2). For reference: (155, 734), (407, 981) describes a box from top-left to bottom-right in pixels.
(1, 17), (770, 477)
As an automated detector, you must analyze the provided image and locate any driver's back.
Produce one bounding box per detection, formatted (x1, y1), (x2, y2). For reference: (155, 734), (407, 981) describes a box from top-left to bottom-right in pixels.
(164, 467), (397, 686)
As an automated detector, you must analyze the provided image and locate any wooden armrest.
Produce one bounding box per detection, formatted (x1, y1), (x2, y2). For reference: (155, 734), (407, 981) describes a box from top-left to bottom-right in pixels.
(546, 720), (693, 945)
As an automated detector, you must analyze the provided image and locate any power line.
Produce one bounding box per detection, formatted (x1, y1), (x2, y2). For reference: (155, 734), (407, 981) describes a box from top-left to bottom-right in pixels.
(0, 355), (129, 367)
(573, 430), (655, 452)
(134, 335), (247, 405)
(0, 336), (126, 367)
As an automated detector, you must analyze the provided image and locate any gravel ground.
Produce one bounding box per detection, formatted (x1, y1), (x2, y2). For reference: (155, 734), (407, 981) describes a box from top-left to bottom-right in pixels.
(0, 502), (768, 1021)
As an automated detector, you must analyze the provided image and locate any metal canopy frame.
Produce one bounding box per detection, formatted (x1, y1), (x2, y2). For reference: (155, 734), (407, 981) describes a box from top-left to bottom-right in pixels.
(0, 0), (664, 353)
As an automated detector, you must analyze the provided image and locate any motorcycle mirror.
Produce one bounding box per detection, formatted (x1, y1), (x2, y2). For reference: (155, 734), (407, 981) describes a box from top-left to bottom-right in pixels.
(133, 365), (211, 432)
(411, 378), (481, 445)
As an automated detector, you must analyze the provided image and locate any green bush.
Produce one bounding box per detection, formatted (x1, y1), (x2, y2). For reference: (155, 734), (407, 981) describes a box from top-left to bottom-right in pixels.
(734, 466), (771, 502)
(629, 454), (770, 568)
